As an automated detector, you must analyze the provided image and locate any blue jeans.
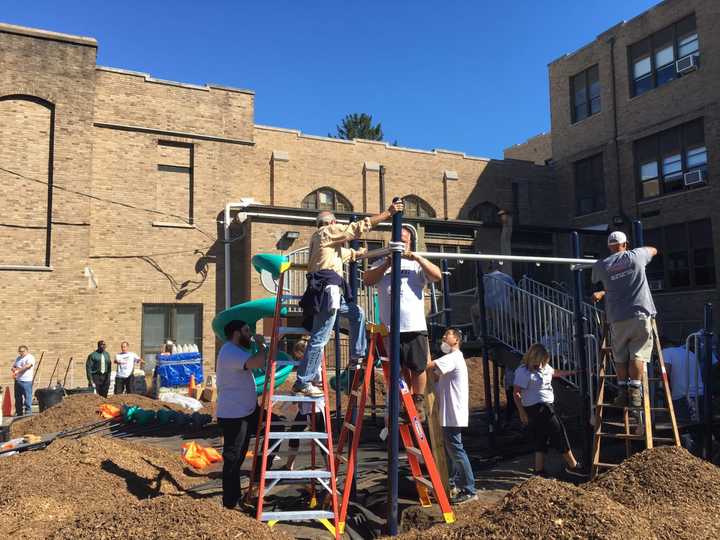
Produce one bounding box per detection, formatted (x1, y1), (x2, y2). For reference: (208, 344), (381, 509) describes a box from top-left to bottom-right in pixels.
(14, 380), (33, 416)
(443, 426), (476, 495)
(296, 297), (366, 387)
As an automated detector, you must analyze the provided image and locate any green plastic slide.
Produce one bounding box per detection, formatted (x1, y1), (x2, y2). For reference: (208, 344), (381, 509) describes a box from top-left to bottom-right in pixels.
(252, 253), (291, 278)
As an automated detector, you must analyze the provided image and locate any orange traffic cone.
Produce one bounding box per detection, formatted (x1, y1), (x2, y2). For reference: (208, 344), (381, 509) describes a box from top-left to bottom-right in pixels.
(188, 374), (196, 397)
(1, 386), (12, 418)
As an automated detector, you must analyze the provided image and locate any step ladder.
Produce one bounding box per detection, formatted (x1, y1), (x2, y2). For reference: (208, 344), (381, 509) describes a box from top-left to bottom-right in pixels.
(591, 318), (680, 478)
(333, 323), (454, 532)
(245, 266), (340, 539)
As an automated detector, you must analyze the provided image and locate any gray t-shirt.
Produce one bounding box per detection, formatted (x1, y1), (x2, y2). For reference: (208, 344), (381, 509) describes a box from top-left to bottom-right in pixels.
(591, 247), (656, 323)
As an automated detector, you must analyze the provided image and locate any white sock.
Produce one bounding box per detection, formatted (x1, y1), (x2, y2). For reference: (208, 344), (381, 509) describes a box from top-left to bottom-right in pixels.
(629, 379), (641, 388)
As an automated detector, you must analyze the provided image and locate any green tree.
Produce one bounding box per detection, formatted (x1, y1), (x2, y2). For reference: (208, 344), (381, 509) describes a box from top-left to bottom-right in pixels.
(331, 113), (384, 141)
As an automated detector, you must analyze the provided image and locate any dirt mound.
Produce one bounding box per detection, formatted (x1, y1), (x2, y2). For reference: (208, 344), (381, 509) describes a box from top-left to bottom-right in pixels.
(48, 495), (290, 540)
(588, 447), (720, 539)
(10, 393), (188, 437)
(400, 477), (654, 540)
(0, 436), (198, 539)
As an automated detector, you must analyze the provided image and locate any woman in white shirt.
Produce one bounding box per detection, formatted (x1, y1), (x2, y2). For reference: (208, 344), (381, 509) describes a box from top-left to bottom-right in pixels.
(513, 343), (582, 478)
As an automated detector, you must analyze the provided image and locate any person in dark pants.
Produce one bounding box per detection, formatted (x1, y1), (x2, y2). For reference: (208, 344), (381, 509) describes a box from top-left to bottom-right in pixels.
(216, 319), (269, 509)
(86, 340), (111, 398)
(114, 341), (142, 395)
(513, 343), (582, 478)
(11, 345), (36, 416)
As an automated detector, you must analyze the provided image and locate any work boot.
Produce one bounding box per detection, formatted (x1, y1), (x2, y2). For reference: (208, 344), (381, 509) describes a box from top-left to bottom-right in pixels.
(628, 386), (642, 408)
(413, 394), (427, 423)
(612, 388), (628, 408)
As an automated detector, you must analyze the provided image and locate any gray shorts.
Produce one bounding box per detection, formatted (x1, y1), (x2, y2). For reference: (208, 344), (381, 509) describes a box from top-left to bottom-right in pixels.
(610, 315), (653, 364)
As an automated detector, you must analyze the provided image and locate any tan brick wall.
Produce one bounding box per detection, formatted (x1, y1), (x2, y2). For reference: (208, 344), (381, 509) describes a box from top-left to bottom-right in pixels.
(503, 133), (552, 164)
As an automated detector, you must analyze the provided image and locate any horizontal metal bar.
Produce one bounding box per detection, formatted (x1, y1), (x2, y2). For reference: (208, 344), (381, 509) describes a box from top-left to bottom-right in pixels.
(413, 251), (597, 266)
(356, 246), (392, 260)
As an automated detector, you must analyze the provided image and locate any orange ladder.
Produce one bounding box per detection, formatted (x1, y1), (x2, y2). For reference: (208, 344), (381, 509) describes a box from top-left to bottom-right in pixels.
(246, 268), (340, 538)
(334, 323), (455, 532)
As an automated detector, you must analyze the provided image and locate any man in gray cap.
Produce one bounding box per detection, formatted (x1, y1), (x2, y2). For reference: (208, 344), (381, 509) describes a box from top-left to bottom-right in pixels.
(591, 231), (658, 408)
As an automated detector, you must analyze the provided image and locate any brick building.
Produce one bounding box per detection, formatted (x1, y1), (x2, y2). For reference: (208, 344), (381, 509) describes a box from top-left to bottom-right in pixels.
(547, 0), (719, 339)
(0, 22), (561, 389)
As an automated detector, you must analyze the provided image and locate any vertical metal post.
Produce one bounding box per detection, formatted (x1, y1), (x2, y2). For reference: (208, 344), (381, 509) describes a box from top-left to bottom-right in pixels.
(441, 259), (453, 327)
(633, 220), (644, 246)
(387, 206), (403, 536)
(571, 232), (592, 471)
(703, 303), (714, 461)
(348, 214), (360, 499)
(475, 261), (495, 446)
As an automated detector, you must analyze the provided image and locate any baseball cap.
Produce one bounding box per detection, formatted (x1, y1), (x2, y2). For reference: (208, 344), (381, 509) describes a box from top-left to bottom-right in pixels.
(607, 231), (627, 245)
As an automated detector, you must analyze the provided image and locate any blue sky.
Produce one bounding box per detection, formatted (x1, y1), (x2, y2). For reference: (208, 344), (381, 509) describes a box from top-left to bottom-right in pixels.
(3, 0), (659, 158)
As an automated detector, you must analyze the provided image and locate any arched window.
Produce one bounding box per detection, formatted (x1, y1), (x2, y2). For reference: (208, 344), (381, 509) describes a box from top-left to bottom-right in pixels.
(468, 201), (500, 225)
(301, 187), (353, 212)
(402, 195), (436, 218)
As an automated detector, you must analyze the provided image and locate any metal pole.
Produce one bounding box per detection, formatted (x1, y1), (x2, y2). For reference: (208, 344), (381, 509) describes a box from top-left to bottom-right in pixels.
(441, 259), (453, 327)
(387, 205), (403, 536)
(475, 261), (495, 447)
(349, 214), (360, 500)
(571, 232), (592, 472)
(703, 303), (713, 461)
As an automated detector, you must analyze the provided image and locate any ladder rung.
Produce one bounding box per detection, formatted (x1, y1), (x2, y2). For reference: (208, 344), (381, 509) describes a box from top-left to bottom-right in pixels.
(261, 510), (335, 521)
(597, 432), (644, 440)
(601, 404), (668, 411)
(343, 422), (356, 433)
(652, 437), (677, 443)
(414, 476), (434, 489)
(602, 420), (639, 428)
(265, 431), (328, 440)
(405, 446), (423, 459)
(278, 326), (308, 336)
(270, 421), (310, 427)
(272, 394), (324, 403)
(265, 470), (331, 480)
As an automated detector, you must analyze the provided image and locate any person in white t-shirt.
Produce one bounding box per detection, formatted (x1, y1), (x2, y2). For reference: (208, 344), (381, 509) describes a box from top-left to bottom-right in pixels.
(216, 319), (270, 509)
(426, 328), (477, 505)
(364, 226), (442, 422)
(11, 345), (35, 416)
(513, 343), (582, 478)
(114, 341), (142, 395)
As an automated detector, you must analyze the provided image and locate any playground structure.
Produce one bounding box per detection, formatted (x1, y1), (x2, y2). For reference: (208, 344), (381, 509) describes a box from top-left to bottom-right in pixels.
(215, 210), (716, 536)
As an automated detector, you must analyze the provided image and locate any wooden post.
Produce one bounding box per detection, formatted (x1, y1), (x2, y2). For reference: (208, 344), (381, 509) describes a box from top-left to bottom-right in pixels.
(425, 352), (450, 494)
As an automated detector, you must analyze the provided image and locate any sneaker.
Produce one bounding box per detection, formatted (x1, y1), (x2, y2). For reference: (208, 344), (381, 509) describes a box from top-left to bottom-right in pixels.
(450, 491), (479, 505)
(449, 486), (460, 499)
(413, 395), (427, 423)
(564, 461), (586, 478)
(628, 386), (642, 408)
(292, 382), (324, 397)
(612, 389), (628, 408)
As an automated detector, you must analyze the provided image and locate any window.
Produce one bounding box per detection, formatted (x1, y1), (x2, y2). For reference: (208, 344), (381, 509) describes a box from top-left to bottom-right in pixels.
(157, 141), (194, 224)
(468, 201), (500, 225)
(635, 118), (707, 199)
(644, 219), (714, 290)
(426, 244), (475, 292)
(402, 195), (436, 218)
(629, 14), (698, 97)
(571, 65), (601, 123)
(301, 188), (352, 212)
(574, 154), (605, 215)
(142, 304), (203, 359)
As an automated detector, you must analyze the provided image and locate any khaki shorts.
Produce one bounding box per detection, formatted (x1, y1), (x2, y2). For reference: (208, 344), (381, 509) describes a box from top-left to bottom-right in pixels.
(610, 315), (653, 364)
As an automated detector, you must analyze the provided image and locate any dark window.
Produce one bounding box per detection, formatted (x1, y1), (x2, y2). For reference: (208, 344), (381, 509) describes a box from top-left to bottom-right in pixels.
(644, 219), (714, 291)
(574, 154), (605, 215)
(426, 244), (474, 292)
(158, 141), (194, 224)
(570, 64), (601, 123)
(301, 188), (352, 212)
(635, 118), (707, 199)
(402, 195), (436, 218)
(141, 304), (203, 359)
(468, 201), (500, 224)
(629, 14), (698, 97)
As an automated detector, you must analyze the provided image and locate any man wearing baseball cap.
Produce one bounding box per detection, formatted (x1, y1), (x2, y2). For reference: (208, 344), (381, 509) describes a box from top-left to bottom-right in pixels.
(591, 231), (658, 408)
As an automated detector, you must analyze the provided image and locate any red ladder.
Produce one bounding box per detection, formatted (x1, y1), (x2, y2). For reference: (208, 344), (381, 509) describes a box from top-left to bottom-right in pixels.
(245, 270), (340, 539)
(334, 323), (455, 533)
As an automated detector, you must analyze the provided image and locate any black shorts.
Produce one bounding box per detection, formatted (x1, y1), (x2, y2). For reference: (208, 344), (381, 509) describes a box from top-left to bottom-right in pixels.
(396, 331), (429, 373)
(525, 402), (571, 454)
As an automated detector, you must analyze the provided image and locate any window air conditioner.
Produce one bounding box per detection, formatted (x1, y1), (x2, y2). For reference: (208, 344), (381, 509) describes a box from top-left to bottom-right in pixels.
(683, 169), (707, 187)
(676, 54), (698, 74)
(649, 279), (664, 291)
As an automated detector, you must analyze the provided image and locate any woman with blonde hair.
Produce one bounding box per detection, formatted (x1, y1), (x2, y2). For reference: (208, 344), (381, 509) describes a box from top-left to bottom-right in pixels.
(513, 343), (583, 478)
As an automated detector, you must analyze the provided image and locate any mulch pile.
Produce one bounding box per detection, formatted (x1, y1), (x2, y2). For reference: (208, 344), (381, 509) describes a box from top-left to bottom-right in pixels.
(48, 495), (291, 540)
(10, 393), (188, 437)
(399, 447), (720, 539)
(0, 435), (283, 539)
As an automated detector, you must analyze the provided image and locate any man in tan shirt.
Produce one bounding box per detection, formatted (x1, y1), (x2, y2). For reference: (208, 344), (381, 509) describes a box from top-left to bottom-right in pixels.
(294, 200), (404, 396)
